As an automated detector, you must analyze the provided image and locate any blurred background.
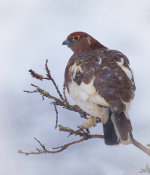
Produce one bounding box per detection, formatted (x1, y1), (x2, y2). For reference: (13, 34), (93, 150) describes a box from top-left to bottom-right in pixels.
(0, 0), (150, 174)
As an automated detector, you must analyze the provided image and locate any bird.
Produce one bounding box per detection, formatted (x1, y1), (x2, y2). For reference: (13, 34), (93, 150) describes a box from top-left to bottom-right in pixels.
(62, 31), (136, 145)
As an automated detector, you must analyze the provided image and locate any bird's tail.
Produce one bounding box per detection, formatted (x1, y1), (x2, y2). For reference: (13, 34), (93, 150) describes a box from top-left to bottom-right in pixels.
(102, 110), (133, 145)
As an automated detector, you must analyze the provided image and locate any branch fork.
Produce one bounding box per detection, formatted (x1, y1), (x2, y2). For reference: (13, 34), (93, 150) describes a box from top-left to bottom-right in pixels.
(19, 60), (150, 158)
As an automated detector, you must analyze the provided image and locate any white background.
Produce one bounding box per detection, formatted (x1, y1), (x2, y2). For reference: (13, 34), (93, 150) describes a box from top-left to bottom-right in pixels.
(0, 0), (150, 174)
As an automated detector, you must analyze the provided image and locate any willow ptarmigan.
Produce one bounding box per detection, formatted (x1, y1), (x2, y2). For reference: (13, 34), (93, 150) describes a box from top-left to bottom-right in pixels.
(62, 32), (135, 145)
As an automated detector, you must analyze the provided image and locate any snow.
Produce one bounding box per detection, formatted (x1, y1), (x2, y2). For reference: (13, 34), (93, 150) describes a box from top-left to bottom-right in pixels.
(0, 0), (150, 175)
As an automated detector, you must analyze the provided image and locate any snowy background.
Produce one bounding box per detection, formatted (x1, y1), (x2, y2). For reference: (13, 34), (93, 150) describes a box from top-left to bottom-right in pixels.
(0, 0), (150, 174)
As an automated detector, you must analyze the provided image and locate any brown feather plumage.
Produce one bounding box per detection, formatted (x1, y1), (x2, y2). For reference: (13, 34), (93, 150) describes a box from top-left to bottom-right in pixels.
(63, 31), (136, 145)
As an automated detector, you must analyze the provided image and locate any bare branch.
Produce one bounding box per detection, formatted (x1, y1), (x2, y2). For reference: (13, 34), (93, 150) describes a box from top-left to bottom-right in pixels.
(18, 137), (88, 155)
(18, 131), (104, 156)
(140, 163), (150, 173)
(58, 125), (104, 139)
(132, 138), (150, 157)
(21, 60), (150, 158)
(45, 60), (64, 101)
(53, 103), (59, 129)
(24, 84), (89, 120)
(29, 69), (48, 80)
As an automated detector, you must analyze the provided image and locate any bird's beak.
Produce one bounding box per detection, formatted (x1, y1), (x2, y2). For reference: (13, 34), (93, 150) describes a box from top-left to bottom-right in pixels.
(62, 39), (69, 45)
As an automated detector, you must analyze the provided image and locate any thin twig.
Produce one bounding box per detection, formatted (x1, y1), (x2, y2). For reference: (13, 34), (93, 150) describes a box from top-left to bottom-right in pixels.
(24, 84), (89, 120)
(58, 125), (104, 138)
(53, 103), (59, 129)
(28, 61), (65, 102)
(29, 69), (45, 80)
(45, 60), (64, 101)
(18, 133), (104, 156)
(140, 163), (150, 173)
(132, 138), (150, 157)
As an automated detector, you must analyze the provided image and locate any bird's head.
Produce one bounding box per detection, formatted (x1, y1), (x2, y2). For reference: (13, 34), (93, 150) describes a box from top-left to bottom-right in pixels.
(62, 31), (106, 53)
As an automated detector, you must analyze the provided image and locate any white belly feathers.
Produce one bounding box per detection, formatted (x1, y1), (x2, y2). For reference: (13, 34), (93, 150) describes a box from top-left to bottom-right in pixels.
(68, 78), (109, 119)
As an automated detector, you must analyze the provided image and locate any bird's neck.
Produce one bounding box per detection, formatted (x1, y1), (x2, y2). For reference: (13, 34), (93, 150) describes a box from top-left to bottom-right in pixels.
(74, 41), (107, 54)
(72, 37), (107, 54)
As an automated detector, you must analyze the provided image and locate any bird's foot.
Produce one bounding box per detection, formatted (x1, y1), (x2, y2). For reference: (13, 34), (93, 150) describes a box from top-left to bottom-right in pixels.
(78, 116), (96, 129)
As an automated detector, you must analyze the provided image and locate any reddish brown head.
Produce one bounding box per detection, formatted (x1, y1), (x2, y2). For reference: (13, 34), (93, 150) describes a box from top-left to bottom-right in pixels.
(62, 31), (107, 53)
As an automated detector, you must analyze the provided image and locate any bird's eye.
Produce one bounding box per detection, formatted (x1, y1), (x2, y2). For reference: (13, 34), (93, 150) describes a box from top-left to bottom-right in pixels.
(72, 34), (80, 41)
(73, 36), (79, 40)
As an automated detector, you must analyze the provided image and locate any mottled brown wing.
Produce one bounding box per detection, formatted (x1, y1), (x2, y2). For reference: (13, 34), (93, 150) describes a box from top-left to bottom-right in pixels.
(65, 50), (135, 113)
(94, 52), (135, 112)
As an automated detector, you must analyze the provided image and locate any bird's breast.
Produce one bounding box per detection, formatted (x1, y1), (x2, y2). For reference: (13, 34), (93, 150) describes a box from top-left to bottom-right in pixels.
(67, 63), (110, 118)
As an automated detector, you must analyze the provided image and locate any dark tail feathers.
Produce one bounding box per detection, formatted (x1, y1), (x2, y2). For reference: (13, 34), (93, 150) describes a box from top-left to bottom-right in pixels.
(103, 110), (133, 145)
